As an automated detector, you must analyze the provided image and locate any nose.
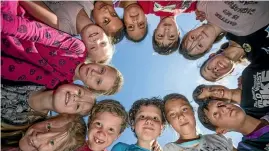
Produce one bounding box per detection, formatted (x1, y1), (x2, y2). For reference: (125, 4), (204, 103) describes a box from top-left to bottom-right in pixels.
(177, 113), (185, 121)
(145, 117), (153, 125)
(96, 129), (106, 137)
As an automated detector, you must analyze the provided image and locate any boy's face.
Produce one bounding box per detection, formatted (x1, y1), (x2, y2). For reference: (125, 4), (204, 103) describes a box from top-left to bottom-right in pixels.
(88, 111), (122, 151)
(204, 100), (246, 132)
(124, 4), (147, 41)
(165, 99), (196, 136)
(133, 105), (163, 142)
(93, 1), (123, 36)
(197, 85), (232, 101)
(183, 25), (216, 56)
(154, 17), (178, 47)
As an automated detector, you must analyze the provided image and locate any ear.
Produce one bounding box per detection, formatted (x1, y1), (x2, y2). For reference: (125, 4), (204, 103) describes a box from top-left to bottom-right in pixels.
(216, 127), (229, 134)
(209, 53), (216, 58)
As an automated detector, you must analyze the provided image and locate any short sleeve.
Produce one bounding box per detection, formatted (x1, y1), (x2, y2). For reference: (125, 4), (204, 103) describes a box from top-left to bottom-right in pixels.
(201, 134), (234, 151)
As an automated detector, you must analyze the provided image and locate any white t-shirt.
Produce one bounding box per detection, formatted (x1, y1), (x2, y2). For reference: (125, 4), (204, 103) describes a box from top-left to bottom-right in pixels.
(163, 134), (233, 151)
(197, 1), (269, 36)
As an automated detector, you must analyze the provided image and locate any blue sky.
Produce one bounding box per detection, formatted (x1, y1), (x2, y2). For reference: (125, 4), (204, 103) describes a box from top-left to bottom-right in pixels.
(79, 8), (247, 150)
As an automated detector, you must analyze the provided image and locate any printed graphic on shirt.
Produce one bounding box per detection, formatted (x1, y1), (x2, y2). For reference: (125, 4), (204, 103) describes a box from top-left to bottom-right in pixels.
(215, 1), (258, 27)
(153, 1), (191, 13)
(262, 25), (269, 54)
(252, 70), (269, 108)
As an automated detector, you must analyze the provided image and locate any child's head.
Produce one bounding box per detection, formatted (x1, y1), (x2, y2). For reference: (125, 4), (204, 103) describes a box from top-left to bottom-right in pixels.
(193, 84), (232, 106)
(92, 1), (124, 44)
(123, 3), (148, 42)
(129, 97), (166, 142)
(52, 84), (96, 115)
(81, 24), (114, 64)
(87, 99), (128, 151)
(163, 93), (196, 136)
(19, 114), (87, 151)
(198, 100), (246, 134)
(153, 17), (180, 55)
(76, 63), (124, 95)
(180, 24), (225, 60)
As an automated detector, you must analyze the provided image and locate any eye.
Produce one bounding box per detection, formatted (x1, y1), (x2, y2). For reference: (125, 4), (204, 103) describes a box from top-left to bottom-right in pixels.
(49, 140), (54, 146)
(127, 25), (134, 30)
(190, 35), (195, 40)
(153, 117), (159, 121)
(95, 122), (102, 127)
(158, 34), (163, 38)
(213, 112), (218, 118)
(169, 113), (176, 117)
(46, 123), (51, 131)
(108, 128), (115, 133)
(198, 44), (203, 48)
(139, 115), (145, 119)
(97, 79), (102, 85)
(139, 22), (145, 28)
(182, 108), (188, 112)
(103, 18), (109, 25)
(100, 67), (105, 74)
(78, 89), (82, 97)
(112, 12), (117, 17)
(170, 35), (175, 38)
(76, 104), (80, 110)
(100, 41), (107, 47)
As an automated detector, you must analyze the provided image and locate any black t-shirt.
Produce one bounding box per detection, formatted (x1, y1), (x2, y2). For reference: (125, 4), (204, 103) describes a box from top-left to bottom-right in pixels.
(241, 62), (269, 119)
(226, 24), (269, 64)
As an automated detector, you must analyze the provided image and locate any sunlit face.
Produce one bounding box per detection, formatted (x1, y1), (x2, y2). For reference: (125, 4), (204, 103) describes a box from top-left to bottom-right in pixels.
(53, 84), (95, 115)
(183, 25), (216, 56)
(19, 115), (74, 151)
(201, 54), (234, 82)
(81, 24), (112, 64)
(78, 63), (117, 92)
(93, 1), (123, 36)
(88, 112), (122, 151)
(165, 99), (195, 136)
(204, 100), (245, 130)
(133, 105), (163, 141)
(198, 85), (232, 101)
(124, 4), (147, 41)
(155, 17), (179, 47)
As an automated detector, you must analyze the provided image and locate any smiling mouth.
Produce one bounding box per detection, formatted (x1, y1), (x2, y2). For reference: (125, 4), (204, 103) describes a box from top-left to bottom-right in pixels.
(65, 92), (71, 106)
(218, 61), (226, 69)
(94, 137), (105, 144)
(143, 127), (154, 131)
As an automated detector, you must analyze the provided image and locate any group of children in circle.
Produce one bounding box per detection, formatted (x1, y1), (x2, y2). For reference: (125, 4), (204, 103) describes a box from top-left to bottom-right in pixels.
(1, 0), (269, 151)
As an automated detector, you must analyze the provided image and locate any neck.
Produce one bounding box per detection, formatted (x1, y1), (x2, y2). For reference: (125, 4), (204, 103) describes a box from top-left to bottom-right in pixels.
(236, 115), (261, 135)
(120, 1), (137, 8)
(208, 23), (224, 38)
(224, 41), (245, 62)
(179, 129), (198, 140)
(76, 9), (94, 34)
(229, 88), (242, 104)
(137, 139), (154, 150)
(28, 90), (54, 114)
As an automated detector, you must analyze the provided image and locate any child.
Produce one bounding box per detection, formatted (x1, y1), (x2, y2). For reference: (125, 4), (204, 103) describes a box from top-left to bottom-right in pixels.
(92, 1), (124, 44)
(1, 1), (124, 95)
(198, 100), (269, 151)
(2, 114), (86, 151)
(85, 99), (128, 151)
(112, 97), (166, 151)
(163, 93), (233, 151)
(180, 1), (269, 60)
(137, 1), (197, 55)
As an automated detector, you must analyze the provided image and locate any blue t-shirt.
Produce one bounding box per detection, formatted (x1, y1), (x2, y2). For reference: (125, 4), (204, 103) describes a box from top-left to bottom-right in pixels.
(111, 142), (150, 151)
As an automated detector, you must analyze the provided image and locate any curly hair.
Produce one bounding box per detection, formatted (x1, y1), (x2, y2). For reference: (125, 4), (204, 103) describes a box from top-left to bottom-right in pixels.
(89, 65), (124, 96)
(163, 93), (193, 112)
(152, 30), (180, 55)
(110, 27), (125, 44)
(192, 84), (207, 106)
(197, 105), (217, 131)
(88, 99), (128, 133)
(129, 97), (166, 128)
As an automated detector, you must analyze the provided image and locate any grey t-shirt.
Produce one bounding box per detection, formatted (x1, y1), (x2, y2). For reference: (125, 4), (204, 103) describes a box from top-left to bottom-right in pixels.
(163, 134), (233, 151)
(197, 1), (269, 36)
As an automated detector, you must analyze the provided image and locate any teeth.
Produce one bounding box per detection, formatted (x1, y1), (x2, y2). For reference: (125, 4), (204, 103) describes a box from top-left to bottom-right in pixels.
(94, 137), (104, 144)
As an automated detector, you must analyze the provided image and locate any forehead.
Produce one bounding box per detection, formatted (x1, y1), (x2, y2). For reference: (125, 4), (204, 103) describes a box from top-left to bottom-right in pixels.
(93, 111), (123, 126)
(137, 105), (162, 116)
(165, 99), (190, 111)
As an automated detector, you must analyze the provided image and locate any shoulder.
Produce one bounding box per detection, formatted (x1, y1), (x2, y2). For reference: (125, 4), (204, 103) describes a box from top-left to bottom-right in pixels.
(111, 142), (130, 151)
(201, 134), (233, 150)
(163, 142), (179, 151)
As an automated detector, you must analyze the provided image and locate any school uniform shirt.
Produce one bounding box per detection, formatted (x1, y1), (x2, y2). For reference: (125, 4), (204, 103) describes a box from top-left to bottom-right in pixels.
(241, 61), (269, 119)
(44, 1), (94, 35)
(197, 1), (269, 36)
(138, 1), (197, 17)
(1, 84), (46, 126)
(226, 24), (269, 64)
(1, 1), (87, 89)
(163, 134), (233, 151)
(237, 113), (269, 151)
(111, 142), (150, 151)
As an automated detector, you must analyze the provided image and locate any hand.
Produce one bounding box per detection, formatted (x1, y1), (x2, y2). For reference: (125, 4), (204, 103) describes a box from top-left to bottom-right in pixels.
(195, 10), (206, 22)
(152, 140), (162, 151)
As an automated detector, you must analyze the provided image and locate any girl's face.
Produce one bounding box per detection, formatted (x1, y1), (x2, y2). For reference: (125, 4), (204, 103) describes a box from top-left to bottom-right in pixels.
(198, 85), (232, 101)
(81, 24), (112, 64)
(183, 25), (216, 56)
(78, 63), (117, 92)
(165, 99), (196, 136)
(19, 115), (74, 151)
(53, 84), (95, 115)
(201, 54), (234, 82)
(133, 105), (163, 142)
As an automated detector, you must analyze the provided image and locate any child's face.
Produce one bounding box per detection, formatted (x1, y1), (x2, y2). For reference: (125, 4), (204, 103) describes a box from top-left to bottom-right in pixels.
(93, 1), (123, 36)
(133, 105), (163, 142)
(155, 17), (178, 47)
(88, 111), (122, 151)
(81, 24), (112, 64)
(201, 54), (234, 82)
(183, 25), (216, 56)
(53, 84), (95, 115)
(165, 99), (196, 136)
(19, 115), (73, 151)
(204, 100), (246, 131)
(78, 63), (117, 92)
(197, 85), (232, 101)
(124, 4), (147, 41)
